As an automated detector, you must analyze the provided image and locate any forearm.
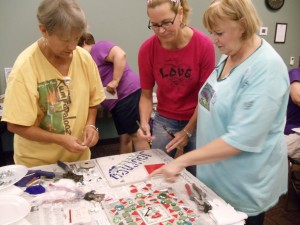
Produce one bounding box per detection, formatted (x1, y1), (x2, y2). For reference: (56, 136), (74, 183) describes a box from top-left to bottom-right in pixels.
(175, 138), (241, 168)
(139, 90), (153, 126)
(112, 56), (126, 84)
(290, 82), (300, 106)
(108, 46), (126, 85)
(7, 123), (64, 145)
(183, 105), (198, 135)
(85, 106), (98, 126)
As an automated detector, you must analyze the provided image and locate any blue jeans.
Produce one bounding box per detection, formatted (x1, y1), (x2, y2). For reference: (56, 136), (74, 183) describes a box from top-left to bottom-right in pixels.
(152, 113), (197, 176)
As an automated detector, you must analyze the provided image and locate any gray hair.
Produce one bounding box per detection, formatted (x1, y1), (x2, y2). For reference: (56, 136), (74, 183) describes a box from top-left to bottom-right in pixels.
(37, 0), (87, 36)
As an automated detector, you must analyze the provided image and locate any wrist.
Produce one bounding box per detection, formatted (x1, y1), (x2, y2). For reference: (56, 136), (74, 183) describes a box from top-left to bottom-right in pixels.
(85, 124), (98, 132)
(183, 129), (192, 138)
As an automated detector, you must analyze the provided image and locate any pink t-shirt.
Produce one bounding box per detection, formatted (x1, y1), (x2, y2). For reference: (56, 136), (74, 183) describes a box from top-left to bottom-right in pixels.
(138, 28), (215, 120)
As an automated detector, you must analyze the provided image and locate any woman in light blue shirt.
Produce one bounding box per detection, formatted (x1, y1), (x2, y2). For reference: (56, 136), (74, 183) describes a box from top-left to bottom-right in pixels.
(150, 1), (289, 224)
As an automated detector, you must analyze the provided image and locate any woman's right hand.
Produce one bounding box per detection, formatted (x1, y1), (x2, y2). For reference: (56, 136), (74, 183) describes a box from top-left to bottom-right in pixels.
(60, 135), (88, 153)
(137, 123), (155, 143)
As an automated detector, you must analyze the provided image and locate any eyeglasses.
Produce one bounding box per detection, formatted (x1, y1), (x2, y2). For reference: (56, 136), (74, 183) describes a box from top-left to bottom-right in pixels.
(148, 13), (177, 31)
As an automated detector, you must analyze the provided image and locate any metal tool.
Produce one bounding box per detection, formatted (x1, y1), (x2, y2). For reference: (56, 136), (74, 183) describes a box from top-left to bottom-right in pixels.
(185, 183), (212, 213)
(192, 183), (207, 199)
(15, 170), (64, 187)
(162, 125), (175, 138)
(57, 160), (83, 183)
(192, 183), (212, 213)
(185, 183), (197, 200)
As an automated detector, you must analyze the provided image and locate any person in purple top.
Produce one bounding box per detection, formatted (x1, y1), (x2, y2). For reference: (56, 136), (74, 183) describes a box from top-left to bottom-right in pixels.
(284, 67), (300, 159)
(78, 32), (149, 154)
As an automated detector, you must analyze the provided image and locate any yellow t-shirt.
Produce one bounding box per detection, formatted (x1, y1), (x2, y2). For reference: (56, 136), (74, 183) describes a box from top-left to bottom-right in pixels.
(2, 41), (105, 167)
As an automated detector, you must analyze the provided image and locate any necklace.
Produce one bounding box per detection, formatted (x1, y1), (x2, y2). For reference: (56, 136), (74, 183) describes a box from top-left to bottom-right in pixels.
(217, 38), (263, 81)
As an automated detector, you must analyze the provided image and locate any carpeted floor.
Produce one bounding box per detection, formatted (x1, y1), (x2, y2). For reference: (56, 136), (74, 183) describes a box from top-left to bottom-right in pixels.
(91, 139), (300, 225)
(264, 189), (300, 225)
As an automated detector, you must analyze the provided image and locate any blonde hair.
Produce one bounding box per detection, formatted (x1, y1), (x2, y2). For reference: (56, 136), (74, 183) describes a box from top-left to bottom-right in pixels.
(203, 0), (261, 40)
(37, 0), (87, 37)
(147, 0), (191, 24)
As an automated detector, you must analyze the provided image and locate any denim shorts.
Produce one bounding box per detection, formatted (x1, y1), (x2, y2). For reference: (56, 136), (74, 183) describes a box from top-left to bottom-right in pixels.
(111, 90), (141, 135)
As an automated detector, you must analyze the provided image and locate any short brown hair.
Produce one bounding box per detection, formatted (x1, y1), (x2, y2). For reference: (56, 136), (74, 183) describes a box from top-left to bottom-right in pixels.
(78, 32), (95, 47)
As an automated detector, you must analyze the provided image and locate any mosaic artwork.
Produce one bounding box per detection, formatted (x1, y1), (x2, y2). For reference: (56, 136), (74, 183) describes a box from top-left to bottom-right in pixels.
(97, 150), (168, 187)
(102, 182), (196, 225)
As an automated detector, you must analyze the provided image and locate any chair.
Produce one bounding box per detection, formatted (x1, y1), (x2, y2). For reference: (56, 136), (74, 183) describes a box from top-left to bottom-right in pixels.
(285, 156), (300, 210)
(284, 67), (300, 210)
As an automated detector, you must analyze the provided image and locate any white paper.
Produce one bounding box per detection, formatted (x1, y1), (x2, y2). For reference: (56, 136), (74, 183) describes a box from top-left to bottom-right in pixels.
(275, 24), (287, 42)
(291, 128), (300, 134)
(104, 87), (118, 99)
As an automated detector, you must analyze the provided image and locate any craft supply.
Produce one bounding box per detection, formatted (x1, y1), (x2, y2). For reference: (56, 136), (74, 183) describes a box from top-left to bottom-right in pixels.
(185, 183), (197, 201)
(97, 149), (168, 187)
(144, 163), (165, 174)
(136, 120), (147, 135)
(16, 170), (61, 187)
(57, 161), (83, 183)
(162, 125), (175, 138)
(84, 190), (105, 202)
(0, 165), (28, 190)
(185, 183), (212, 213)
(102, 182), (196, 225)
(25, 184), (46, 195)
(79, 161), (95, 169)
(63, 206), (91, 225)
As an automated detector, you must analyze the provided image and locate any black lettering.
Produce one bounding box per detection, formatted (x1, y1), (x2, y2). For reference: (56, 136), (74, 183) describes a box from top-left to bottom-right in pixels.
(169, 67), (176, 77)
(178, 68), (185, 76)
(185, 68), (191, 78)
(159, 68), (168, 78)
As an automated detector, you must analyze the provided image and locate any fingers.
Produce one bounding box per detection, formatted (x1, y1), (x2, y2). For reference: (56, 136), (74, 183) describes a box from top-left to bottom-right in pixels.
(107, 86), (116, 95)
(82, 127), (99, 147)
(166, 131), (188, 152)
(137, 127), (155, 142)
(148, 166), (180, 183)
(148, 167), (163, 178)
(71, 140), (88, 153)
(165, 174), (180, 183)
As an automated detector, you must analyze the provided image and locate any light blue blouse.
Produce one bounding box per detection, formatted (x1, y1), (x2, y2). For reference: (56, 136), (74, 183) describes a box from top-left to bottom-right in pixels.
(197, 39), (289, 216)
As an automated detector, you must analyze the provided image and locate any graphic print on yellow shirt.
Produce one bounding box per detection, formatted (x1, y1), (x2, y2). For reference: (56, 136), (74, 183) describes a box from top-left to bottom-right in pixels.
(38, 78), (76, 135)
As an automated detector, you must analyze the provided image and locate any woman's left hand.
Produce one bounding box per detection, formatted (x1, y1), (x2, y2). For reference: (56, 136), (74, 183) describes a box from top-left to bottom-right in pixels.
(82, 125), (99, 147)
(165, 130), (189, 153)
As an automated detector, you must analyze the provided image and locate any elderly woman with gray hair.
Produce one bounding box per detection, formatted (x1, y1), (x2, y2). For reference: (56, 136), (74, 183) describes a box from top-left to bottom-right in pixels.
(2, 0), (105, 167)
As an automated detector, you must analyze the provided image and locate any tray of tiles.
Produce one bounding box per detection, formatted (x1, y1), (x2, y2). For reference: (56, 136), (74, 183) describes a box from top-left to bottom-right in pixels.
(102, 182), (196, 225)
(97, 149), (170, 187)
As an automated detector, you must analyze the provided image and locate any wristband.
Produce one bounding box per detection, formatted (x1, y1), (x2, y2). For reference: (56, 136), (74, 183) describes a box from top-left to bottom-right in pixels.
(183, 129), (192, 138)
(85, 124), (98, 132)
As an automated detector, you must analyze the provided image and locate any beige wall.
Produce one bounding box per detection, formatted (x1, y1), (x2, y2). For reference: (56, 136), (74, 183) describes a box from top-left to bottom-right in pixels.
(1, 0), (300, 96)
(0, 0), (299, 138)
